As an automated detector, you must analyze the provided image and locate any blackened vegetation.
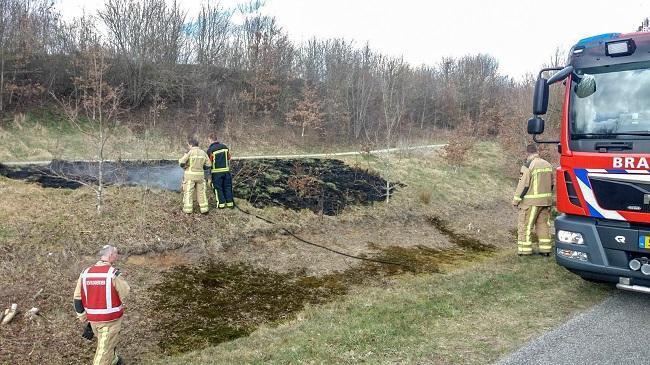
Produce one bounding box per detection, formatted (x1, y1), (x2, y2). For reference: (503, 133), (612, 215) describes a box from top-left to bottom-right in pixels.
(0, 158), (400, 215)
(0, 162), (86, 189)
(0, 160), (179, 190)
(233, 159), (402, 215)
(152, 216), (494, 355)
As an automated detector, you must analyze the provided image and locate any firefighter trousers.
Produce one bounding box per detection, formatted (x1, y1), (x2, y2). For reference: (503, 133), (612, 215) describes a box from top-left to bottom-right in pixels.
(517, 205), (552, 255)
(90, 318), (122, 365)
(211, 172), (234, 208)
(182, 177), (209, 213)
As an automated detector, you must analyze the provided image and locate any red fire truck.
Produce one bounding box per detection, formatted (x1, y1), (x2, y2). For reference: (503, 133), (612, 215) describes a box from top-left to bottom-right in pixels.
(530, 30), (650, 293)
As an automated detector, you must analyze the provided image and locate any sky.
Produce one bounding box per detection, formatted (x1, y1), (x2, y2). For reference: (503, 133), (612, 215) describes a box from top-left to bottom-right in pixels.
(53, 0), (650, 79)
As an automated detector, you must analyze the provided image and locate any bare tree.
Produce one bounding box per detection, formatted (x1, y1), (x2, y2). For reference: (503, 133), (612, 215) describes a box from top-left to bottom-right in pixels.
(53, 40), (122, 214)
(192, 2), (232, 66)
(348, 43), (375, 141)
(99, 0), (186, 106)
(377, 57), (409, 202)
(0, 0), (64, 112)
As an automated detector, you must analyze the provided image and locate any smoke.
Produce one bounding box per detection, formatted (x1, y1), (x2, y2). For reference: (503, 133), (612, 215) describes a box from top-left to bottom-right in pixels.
(124, 163), (185, 191)
(46, 160), (185, 191)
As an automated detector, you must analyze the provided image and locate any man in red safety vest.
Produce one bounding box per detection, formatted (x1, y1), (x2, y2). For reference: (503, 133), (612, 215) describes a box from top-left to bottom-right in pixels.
(73, 245), (130, 365)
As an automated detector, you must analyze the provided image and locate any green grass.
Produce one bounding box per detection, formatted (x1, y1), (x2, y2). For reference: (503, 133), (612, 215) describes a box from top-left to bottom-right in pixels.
(154, 251), (610, 365)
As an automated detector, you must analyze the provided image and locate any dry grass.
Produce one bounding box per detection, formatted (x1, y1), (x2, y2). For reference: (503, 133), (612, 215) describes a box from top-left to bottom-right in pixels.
(0, 141), (599, 365)
(417, 189), (433, 205)
(344, 141), (517, 248)
(0, 109), (447, 162)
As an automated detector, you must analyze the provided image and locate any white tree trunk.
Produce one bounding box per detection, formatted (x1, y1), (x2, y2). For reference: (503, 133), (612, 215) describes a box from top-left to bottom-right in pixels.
(97, 158), (104, 214)
(385, 179), (390, 203)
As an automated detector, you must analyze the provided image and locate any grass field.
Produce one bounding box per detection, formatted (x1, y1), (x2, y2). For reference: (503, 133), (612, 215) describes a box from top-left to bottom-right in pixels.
(0, 124), (612, 365)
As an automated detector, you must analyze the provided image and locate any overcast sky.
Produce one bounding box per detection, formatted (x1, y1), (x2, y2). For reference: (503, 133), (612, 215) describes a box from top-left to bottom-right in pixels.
(54, 0), (650, 79)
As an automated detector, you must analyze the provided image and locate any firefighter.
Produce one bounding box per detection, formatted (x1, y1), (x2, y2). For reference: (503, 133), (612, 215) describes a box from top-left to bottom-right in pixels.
(513, 144), (554, 256)
(206, 134), (234, 209)
(73, 245), (130, 365)
(179, 137), (211, 214)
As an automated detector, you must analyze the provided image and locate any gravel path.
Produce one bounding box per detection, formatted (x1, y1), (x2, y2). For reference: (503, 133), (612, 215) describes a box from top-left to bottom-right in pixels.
(497, 291), (650, 365)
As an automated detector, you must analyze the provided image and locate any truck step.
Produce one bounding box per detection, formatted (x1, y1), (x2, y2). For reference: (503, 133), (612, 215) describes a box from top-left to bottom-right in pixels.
(616, 283), (650, 294)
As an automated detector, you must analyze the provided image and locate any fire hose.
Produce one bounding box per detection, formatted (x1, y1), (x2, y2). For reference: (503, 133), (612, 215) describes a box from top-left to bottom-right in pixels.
(234, 204), (412, 269)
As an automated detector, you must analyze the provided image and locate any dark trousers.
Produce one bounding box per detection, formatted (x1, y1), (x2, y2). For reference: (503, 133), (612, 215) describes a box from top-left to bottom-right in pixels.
(211, 172), (234, 208)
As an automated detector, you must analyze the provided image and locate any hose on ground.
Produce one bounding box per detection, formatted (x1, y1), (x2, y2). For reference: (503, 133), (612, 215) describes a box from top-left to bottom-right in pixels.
(234, 204), (412, 269)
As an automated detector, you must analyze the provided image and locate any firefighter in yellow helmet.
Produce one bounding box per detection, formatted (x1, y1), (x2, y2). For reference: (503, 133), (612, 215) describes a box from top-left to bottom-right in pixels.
(513, 144), (554, 256)
(179, 137), (211, 214)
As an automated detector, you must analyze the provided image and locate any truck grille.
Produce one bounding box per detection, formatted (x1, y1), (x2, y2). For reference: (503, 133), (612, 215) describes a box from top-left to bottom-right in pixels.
(590, 175), (650, 213)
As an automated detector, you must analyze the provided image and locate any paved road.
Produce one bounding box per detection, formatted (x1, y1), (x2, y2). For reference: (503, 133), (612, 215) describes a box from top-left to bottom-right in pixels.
(497, 291), (650, 365)
(0, 144), (446, 166)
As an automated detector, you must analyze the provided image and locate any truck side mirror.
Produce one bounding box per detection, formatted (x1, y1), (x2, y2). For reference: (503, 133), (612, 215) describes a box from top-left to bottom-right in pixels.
(527, 117), (545, 135)
(533, 77), (549, 115)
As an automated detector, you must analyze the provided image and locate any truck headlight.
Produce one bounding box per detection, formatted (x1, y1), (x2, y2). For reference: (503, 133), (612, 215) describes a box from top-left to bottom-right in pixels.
(557, 248), (588, 261)
(557, 230), (584, 245)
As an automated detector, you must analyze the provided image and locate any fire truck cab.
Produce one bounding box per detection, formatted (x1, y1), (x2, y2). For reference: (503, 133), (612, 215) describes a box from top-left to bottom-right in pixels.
(529, 30), (650, 293)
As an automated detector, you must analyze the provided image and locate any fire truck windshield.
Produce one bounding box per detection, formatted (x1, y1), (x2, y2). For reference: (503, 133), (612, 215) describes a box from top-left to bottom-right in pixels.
(571, 62), (650, 139)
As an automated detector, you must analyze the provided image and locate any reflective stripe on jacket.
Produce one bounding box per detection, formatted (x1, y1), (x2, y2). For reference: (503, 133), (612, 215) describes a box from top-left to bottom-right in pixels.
(207, 142), (231, 173)
(179, 147), (211, 180)
(80, 265), (123, 322)
(513, 154), (554, 207)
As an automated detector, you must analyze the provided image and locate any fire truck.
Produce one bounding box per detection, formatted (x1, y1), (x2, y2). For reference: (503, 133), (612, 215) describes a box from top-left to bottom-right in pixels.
(529, 30), (650, 293)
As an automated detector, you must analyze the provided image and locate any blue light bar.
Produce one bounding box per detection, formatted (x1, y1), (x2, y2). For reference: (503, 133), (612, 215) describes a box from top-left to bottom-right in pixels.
(575, 33), (621, 47)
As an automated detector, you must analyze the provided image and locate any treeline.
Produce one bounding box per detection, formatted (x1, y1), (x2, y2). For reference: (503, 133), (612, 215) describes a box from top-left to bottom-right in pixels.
(0, 0), (533, 145)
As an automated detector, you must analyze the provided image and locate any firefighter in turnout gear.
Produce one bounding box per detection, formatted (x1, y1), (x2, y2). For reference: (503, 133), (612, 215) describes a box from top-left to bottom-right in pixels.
(73, 245), (130, 365)
(179, 137), (211, 214)
(207, 134), (234, 209)
(513, 144), (554, 256)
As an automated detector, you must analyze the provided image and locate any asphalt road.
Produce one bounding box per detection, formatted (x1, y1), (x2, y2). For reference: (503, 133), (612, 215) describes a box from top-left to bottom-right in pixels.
(497, 291), (650, 365)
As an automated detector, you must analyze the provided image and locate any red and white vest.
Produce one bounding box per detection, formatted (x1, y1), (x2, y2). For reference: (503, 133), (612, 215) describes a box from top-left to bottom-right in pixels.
(80, 264), (123, 322)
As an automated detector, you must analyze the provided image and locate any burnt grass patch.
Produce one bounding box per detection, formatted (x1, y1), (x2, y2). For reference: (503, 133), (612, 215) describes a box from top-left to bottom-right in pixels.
(234, 158), (402, 215)
(0, 158), (401, 215)
(0, 162), (86, 188)
(152, 216), (493, 356)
